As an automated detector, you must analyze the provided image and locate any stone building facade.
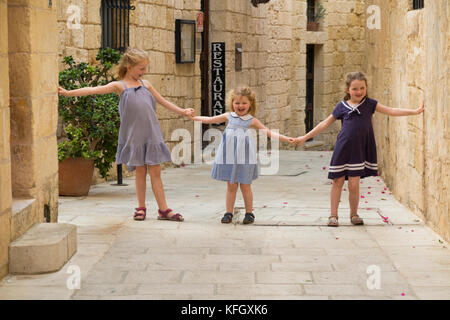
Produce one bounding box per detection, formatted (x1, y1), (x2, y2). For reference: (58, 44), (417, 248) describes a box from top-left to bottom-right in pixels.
(0, 0), (448, 281)
(56, 0), (366, 153)
(365, 0), (449, 241)
(0, 0), (59, 280)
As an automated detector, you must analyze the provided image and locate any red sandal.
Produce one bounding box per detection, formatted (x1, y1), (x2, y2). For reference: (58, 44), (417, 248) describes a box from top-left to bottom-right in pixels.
(157, 208), (184, 222)
(134, 207), (146, 221)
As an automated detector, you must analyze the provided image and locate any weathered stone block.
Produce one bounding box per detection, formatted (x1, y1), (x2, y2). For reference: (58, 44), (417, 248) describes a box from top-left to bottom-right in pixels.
(87, 0), (101, 24)
(83, 24), (101, 49)
(0, 162), (12, 214)
(30, 6), (58, 53)
(8, 53), (32, 98)
(7, 6), (31, 53)
(0, 211), (11, 278)
(9, 223), (77, 274)
(10, 197), (35, 241)
(0, 107), (10, 160)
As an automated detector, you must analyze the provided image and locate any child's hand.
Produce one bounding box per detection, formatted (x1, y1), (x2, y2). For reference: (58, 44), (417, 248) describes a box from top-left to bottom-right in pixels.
(295, 136), (307, 148)
(415, 101), (424, 115)
(58, 86), (70, 96)
(183, 108), (195, 118)
(288, 137), (296, 144)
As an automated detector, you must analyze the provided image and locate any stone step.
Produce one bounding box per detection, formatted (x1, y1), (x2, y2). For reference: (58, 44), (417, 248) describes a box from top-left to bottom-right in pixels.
(11, 198), (36, 242)
(9, 223), (77, 274)
(304, 140), (325, 151)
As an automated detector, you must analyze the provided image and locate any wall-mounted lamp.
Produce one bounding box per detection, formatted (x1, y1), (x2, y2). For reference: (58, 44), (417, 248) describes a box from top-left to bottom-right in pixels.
(175, 19), (196, 63)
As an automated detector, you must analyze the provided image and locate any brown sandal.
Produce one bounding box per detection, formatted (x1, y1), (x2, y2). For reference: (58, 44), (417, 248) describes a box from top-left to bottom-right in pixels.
(134, 207), (146, 221)
(328, 215), (339, 227)
(158, 208), (184, 222)
(351, 214), (364, 225)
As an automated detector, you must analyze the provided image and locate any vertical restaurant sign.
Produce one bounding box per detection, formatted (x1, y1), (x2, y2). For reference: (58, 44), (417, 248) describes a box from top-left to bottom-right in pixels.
(211, 42), (225, 116)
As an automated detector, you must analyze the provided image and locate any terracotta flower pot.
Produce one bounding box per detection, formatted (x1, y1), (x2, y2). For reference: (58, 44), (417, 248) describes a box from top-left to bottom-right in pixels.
(58, 157), (95, 196)
(307, 21), (319, 31)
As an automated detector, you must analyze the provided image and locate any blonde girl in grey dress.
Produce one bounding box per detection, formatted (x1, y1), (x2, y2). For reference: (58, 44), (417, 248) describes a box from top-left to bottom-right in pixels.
(59, 48), (194, 221)
(190, 87), (293, 224)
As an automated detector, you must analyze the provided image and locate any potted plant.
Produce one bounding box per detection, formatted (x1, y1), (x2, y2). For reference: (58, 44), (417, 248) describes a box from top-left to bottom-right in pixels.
(307, 2), (326, 31)
(58, 48), (122, 196)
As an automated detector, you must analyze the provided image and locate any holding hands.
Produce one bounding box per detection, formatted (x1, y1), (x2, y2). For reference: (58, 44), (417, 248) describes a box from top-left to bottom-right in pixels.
(288, 136), (307, 147)
(183, 108), (195, 118)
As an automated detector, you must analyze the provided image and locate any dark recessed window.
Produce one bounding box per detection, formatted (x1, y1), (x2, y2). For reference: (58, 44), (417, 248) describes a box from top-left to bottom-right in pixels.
(307, 0), (316, 22)
(101, 0), (135, 52)
(412, 0), (424, 10)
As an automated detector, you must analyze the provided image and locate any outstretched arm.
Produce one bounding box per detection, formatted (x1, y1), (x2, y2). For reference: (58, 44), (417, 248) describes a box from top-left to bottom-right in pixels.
(144, 80), (194, 117)
(293, 114), (336, 147)
(191, 112), (229, 124)
(375, 101), (424, 116)
(251, 118), (292, 143)
(58, 81), (121, 97)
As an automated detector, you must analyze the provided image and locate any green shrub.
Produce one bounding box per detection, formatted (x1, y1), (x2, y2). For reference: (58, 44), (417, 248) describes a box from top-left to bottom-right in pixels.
(58, 48), (122, 179)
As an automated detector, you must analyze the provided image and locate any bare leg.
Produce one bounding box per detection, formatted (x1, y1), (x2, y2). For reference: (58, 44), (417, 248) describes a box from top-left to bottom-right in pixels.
(239, 183), (253, 213)
(347, 176), (361, 216)
(148, 165), (169, 212)
(330, 176), (345, 217)
(135, 166), (147, 214)
(226, 182), (239, 213)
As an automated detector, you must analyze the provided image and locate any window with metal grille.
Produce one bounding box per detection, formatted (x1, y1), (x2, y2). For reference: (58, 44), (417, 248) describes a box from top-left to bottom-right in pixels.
(101, 0), (135, 52)
(412, 0), (424, 10)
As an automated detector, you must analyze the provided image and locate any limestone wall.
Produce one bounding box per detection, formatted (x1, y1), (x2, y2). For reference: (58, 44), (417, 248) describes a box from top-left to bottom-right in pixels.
(315, 0), (366, 147)
(8, 0), (59, 222)
(57, 0), (201, 170)
(210, 0), (366, 150)
(0, 0), (59, 282)
(364, 0), (449, 241)
(0, 0), (12, 280)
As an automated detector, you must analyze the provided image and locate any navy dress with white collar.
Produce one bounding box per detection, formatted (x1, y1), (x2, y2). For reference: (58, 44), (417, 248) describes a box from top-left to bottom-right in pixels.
(328, 97), (378, 180)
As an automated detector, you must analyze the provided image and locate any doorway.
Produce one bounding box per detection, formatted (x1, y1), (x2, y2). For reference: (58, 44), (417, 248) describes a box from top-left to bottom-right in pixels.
(305, 44), (315, 138)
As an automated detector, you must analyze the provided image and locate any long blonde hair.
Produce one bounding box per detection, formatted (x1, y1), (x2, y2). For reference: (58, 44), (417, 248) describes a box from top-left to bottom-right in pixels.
(114, 48), (150, 80)
(227, 86), (257, 116)
(343, 71), (368, 101)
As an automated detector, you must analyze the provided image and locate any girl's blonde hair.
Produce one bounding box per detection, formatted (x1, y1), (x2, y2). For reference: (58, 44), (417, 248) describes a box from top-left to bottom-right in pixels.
(227, 86), (257, 116)
(343, 71), (368, 101)
(114, 48), (150, 79)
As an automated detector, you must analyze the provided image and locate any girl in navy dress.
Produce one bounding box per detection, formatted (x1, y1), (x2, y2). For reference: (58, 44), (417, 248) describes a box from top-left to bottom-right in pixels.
(293, 72), (424, 227)
(190, 87), (293, 224)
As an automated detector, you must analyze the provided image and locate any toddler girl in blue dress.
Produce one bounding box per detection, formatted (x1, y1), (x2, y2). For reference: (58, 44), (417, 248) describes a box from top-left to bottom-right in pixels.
(190, 87), (293, 224)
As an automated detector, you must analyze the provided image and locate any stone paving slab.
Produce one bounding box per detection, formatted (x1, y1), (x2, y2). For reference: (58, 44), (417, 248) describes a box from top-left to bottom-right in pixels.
(1, 151), (449, 300)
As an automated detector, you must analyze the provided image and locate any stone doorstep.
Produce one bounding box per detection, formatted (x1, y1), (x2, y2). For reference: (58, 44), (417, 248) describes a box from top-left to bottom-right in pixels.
(8, 223), (77, 275)
(11, 197), (36, 241)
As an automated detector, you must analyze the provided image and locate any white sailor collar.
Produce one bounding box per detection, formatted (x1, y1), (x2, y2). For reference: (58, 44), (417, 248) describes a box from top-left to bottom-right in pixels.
(342, 97), (367, 115)
(230, 112), (253, 121)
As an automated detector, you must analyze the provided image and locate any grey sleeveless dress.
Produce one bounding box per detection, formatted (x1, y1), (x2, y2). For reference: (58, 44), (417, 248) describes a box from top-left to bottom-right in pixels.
(115, 80), (172, 171)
